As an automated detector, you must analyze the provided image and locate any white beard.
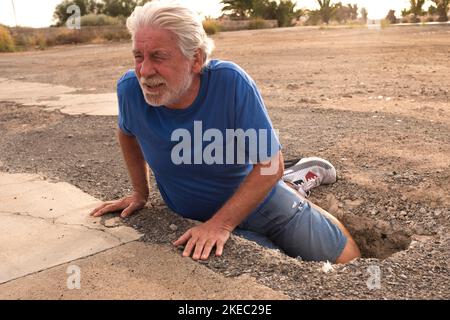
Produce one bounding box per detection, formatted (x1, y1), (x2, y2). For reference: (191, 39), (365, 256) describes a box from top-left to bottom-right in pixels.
(139, 64), (194, 107)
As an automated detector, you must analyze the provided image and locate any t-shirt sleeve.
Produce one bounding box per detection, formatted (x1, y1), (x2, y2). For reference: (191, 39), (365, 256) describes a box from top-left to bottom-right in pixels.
(234, 75), (281, 164)
(117, 82), (134, 136)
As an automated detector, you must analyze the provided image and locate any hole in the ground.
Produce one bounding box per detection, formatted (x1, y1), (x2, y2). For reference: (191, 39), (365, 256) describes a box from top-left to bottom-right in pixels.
(342, 214), (412, 259)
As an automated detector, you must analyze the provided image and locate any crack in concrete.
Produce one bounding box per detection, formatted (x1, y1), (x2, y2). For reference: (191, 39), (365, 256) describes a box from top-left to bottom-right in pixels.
(0, 210), (124, 243)
(0, 210), (62, 224)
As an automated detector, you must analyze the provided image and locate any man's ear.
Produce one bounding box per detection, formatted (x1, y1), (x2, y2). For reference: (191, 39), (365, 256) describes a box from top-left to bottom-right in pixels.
(191, 49), (204, 74)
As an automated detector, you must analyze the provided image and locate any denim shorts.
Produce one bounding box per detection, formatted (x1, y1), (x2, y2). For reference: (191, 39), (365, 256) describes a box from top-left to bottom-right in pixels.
(234, 180), (347, 262)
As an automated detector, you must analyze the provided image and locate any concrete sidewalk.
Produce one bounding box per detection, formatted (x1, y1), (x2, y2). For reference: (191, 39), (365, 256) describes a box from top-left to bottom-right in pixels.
(0, 173), (287, 300)
(0, 78), (117, 116)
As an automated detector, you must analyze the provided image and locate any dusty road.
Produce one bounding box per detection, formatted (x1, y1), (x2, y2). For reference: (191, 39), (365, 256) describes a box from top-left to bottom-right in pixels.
(0, 25), (449, 299)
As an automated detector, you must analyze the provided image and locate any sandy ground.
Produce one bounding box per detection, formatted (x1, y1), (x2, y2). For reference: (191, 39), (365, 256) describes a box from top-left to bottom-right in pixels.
(0, 25), (449, 299)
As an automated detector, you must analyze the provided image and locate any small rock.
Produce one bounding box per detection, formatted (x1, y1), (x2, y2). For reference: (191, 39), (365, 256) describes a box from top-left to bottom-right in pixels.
(434, 210), (441, 217)
(400, 210), (408, 216)
(321, 261), (335, 273)
(286, 83), (299, 90)
(169, 224), (178, 231)
(299, 97), (318, 104)
(419, 207), (427, 214)
(104, 217), (121, 228)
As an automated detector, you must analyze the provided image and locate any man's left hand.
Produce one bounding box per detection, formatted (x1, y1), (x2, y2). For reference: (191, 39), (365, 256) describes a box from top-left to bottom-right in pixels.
(173, 220), (232, 260)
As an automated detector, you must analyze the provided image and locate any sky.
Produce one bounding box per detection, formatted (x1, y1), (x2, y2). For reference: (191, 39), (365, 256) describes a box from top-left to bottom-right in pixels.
(0, 0), (427, 28)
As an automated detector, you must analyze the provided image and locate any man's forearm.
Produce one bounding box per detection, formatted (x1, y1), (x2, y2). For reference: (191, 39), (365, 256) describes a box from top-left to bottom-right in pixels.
(210, 152), (284, 231)
(117, 129), (149, 199)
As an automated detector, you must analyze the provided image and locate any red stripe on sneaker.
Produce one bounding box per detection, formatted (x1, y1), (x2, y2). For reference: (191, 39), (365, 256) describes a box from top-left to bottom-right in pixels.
(305, 171), (318, 181)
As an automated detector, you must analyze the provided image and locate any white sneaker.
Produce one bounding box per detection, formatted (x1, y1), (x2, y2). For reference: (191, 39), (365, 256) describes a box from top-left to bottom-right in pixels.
(283, 157), (337, 197)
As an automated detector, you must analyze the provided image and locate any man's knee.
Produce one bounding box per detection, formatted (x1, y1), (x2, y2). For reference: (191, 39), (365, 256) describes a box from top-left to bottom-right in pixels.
(335, 237), (361, 264)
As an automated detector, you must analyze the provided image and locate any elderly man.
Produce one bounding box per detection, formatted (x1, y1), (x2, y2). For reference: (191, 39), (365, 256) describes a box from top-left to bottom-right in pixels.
(90, 0), (360, 263)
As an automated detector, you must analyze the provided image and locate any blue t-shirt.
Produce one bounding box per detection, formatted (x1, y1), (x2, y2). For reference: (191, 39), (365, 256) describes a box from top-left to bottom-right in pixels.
(117, 60), (281, 221)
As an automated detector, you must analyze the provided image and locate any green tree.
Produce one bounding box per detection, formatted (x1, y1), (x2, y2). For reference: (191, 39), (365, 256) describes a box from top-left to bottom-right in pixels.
(428, 5), (437, 15)
(317, 0), (336, 24)
(409, 0), (426, 16)
(101, 0), (143, 17)
(252, 0), (277, 19)
(221, 0), (254, 19)
(333, 2), (356, 23)
(221, 0), (298, 27)
(432, 0), (450, 21)
(275, 0), (297, 27)
(408, 0), (426, 22)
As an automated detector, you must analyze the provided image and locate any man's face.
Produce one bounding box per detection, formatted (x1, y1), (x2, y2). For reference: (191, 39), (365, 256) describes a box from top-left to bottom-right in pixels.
(133, 27), (195, 107)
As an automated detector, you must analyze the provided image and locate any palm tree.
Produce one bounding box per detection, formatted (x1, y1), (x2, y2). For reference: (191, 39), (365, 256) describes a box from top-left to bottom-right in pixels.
(432, 0), (450, 21)
(360, 7), (368, 24)
(276, 0), (297, 27)
(317, 0), (335, 24)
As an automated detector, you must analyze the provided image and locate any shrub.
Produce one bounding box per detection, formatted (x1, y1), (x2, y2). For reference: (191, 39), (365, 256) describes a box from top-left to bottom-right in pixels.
(54, 29), (94, 45)
(102, 29), (131, 41)
(7, 25), (132, 51)
(0, 25), (15, 52)
(380, 19), (391, 28)
(305, 10), (322, 26)
(35, 34), (48, 50)
(80, 14), (123, 26)
(203, 19), (220, 35)
(12, 33), (31, 48)
(248, 17), (269, 29)
(385, 10), (398, 24)
(422, 14), (436, 22)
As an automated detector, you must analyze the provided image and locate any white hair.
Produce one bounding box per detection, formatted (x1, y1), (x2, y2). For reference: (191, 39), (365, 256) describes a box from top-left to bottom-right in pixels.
(126, 0), (215, 67)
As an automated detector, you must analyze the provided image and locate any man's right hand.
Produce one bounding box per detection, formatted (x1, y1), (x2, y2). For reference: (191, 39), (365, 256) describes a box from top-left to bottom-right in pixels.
(89, 191), (148, 218)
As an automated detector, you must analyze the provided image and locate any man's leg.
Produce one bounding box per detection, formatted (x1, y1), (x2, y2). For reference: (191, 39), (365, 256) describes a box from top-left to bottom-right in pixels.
(240, 180), (360, 263)
(284, 181), (361, 263)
